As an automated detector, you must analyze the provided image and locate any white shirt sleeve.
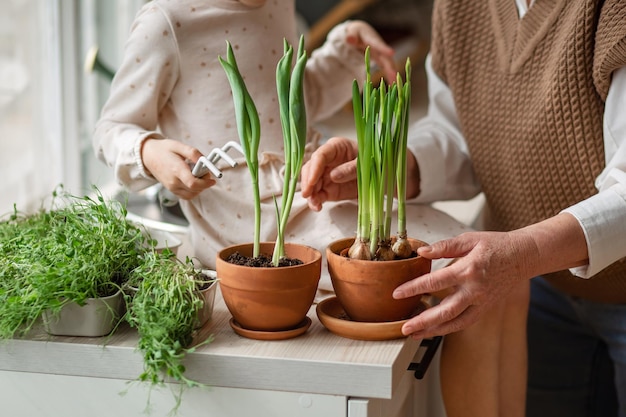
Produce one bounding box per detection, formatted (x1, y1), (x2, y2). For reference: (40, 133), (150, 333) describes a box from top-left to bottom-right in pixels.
(518, 0), (626, 278)
(408, 54), (481, 204)
(412, 55), (626, 279)
(562, 66), (626, 278)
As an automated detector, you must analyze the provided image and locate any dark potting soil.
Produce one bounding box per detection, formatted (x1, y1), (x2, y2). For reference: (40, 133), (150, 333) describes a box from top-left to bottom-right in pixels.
(226, 252), (303, 268)
(196, 272), (216, 290)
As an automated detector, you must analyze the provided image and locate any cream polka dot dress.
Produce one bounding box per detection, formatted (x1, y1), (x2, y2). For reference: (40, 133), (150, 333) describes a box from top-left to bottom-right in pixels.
(93, 0), (469, 290)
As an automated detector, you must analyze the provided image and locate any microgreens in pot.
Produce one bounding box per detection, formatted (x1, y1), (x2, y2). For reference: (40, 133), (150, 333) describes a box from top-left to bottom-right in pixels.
(0, 186), (145, 339)
(125, 249), (215, 413)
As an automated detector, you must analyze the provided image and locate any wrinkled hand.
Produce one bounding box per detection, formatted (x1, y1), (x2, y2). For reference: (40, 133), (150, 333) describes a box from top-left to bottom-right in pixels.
(141, 138), (216, 200)
(300, 137), (359, 211)
(345, 21), (396, 82)
(393, 230), (538, 339)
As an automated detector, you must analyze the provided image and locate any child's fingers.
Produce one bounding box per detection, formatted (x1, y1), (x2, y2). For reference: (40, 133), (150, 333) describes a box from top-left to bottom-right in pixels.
(173, 170), (216, 199)
(346, 33), (394, 57)
(370, 52), (397, 82)
(169, 141), (203, 163)
(362, 35), (394, 57)
(345, 22), (397, 82)
(346, 21), (395, 55)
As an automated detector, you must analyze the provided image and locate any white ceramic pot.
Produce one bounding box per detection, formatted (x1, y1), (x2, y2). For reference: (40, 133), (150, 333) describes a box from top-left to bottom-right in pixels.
(195, 270), (218, 329)
(43, 290), (125, 337)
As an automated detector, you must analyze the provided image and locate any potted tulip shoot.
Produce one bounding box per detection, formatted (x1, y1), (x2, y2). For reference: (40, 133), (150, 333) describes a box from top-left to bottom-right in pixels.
(326, 50), (432, 324)
(215, 36), (322, 338)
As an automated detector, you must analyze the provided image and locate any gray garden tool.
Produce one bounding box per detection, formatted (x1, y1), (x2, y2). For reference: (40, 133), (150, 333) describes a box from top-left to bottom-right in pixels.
(158, 141), (244, 206)
(191, 140), (244, 178)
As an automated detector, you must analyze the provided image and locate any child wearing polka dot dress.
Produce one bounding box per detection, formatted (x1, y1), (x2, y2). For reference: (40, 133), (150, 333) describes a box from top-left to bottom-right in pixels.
(93, 0), (407, 269)
(93, 0), (468, 281)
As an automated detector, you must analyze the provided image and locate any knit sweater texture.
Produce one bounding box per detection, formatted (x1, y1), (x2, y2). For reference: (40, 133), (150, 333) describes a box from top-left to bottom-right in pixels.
(430, 0), (626, 302)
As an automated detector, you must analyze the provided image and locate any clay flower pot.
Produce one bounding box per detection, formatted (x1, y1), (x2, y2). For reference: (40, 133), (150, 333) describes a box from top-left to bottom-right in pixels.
(326, 237), (431, 323)
(216, 242), (322, 332)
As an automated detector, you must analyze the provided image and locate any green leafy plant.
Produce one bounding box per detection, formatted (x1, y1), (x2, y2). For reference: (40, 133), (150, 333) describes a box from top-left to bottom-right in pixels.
(219, 35), (308, 266)
(218, 42), (261, 258)
(350, 49), (413, 260)
(125, 249), (214, 414)
(0, 186), (218, 414)
(0, 186), (145, 339)
(272, 36), (308, 265)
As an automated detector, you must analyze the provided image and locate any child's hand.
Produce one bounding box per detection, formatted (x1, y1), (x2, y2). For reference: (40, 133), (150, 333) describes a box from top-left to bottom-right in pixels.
(141, 138), (216, 200)
(345, 21), (396, 82)
(300, 137), (359, 212)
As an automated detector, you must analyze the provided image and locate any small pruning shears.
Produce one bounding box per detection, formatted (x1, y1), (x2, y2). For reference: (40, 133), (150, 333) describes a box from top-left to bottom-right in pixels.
(158, 141), (245, 207)
(191, 141), (245, 178)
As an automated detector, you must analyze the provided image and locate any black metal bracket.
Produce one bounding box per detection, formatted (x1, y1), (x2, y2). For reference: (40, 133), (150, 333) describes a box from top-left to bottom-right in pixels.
(407, 336), (443, 380)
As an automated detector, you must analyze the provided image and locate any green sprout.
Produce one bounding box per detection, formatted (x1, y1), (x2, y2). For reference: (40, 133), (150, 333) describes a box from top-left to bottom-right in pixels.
(125, 250), (213, 414)
(273, 35), (307, 265)
(350, 48), (412, 260)
(0, 186), (145, 339)
(219, 42), (261, 257)
(219, 36), (308, 266)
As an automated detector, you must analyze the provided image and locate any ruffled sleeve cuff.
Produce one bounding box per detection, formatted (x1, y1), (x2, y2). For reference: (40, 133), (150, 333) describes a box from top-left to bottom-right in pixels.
(117, 131), (164, 192)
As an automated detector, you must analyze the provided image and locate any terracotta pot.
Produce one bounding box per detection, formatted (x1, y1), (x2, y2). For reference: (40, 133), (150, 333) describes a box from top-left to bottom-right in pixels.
(326, 237), (431, 322)
(216, 242), (322, 332)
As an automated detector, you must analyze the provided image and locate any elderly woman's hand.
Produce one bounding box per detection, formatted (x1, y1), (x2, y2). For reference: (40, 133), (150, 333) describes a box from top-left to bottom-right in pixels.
(393, 213), (589, 339)
(393, 230), (539, 339)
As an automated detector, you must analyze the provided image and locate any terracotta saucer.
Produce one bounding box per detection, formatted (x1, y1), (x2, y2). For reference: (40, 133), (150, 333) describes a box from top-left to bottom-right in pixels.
(229, 317), (312, 340)
(316, 297), (426, 341)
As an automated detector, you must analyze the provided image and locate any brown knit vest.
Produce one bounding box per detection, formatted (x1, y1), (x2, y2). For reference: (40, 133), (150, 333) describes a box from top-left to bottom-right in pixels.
(430, 0), (626, 303)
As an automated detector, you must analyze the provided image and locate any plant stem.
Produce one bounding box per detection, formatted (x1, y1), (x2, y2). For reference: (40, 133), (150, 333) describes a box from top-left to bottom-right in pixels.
(219, 42), (261, 256)
(395, 63), (411, 238)
(273, 35), (307, 266)
(351, 49), (413, 260)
